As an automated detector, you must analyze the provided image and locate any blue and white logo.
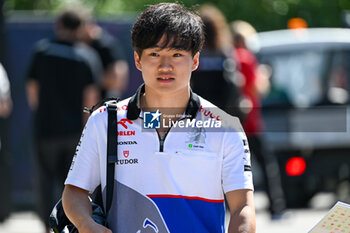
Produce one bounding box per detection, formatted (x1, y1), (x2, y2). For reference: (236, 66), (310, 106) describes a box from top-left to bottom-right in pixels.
(143, 218), (159, 232)
(143, 110), (161, 129)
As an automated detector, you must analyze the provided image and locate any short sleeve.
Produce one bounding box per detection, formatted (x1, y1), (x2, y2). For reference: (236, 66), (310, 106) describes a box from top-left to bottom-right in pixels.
(65, 115), (101, 192)
(75, 43), (103, 85)
(27, 50), (41, 82)
(27, 39), (49, 82)
(222, 122), (254, 193)
(0, 64), (10, 100)
(96, 32), (126, 68)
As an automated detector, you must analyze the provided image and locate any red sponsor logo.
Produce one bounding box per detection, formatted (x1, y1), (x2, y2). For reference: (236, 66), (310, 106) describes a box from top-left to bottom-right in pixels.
(99, 105), (127, 113)
(118, 131), (136, 136)
(123, 150), (130, 158)
(199, 105), (222, 121)
(118, 105), (128, 111)
(99, 107), (107, 113)
(118, 118), (133, 129)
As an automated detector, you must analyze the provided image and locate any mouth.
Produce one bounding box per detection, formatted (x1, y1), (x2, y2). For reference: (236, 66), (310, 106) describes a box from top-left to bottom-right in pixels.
(157, 75), (175, 82)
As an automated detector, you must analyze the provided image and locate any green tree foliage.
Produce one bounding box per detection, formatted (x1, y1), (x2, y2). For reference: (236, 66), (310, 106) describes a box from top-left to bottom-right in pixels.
(4, 0), (350, 31)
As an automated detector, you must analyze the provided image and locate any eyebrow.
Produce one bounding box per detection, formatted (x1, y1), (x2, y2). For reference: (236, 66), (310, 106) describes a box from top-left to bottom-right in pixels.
(148, 46), (186, 51)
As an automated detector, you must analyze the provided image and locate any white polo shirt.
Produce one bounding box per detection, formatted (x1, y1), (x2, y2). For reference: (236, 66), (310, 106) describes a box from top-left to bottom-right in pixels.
(65, 84), (253, 233)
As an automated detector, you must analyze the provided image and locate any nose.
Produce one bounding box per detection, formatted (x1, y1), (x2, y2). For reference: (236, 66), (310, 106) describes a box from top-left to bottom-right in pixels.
(158, 57), (173, 72)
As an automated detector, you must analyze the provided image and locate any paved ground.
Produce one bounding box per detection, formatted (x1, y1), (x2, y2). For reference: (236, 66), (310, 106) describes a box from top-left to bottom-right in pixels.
(0, 192), (336, 233)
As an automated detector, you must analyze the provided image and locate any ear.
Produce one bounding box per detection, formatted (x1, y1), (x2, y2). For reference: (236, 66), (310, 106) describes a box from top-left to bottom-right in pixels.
(134, 51), (142, 71)
(192, 52), (200, 71)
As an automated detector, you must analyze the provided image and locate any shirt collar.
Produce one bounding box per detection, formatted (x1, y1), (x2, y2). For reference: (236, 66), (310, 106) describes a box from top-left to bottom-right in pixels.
(126, 83), (201, 120)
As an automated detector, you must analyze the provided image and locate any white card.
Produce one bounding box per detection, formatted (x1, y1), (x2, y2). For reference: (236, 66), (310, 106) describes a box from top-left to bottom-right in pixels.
(309, 201), (350, 233)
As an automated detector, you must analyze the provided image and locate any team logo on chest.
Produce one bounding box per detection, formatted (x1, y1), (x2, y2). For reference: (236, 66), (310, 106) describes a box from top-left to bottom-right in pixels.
(118, 118), (136, 136)
(186, 127), (206, 150)
(123, 150), (130, 158)
(117, 150), (138, 165)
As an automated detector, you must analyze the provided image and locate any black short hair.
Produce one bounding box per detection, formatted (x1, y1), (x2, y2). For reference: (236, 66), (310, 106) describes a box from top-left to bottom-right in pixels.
(131, 3), (204, 56)
(56, 6), (92, 31)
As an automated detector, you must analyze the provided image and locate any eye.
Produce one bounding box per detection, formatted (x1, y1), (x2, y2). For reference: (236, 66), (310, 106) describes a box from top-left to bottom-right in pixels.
(173, 53), (183, 57)
(150, 52), (159, 57)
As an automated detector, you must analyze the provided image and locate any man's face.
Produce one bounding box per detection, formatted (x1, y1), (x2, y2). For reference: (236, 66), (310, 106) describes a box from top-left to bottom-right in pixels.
(134, 36), (199, 96)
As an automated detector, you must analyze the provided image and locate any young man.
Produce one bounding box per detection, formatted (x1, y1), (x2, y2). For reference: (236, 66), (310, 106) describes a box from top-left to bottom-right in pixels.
(62, 3), (256, 233)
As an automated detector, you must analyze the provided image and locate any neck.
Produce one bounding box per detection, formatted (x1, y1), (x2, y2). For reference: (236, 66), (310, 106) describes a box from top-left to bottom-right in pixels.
(141, 86), (190, 116)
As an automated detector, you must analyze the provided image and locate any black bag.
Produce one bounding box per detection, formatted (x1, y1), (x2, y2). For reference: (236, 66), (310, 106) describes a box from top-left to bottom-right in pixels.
(49, 200), (106, 233)
(49, 99), (119, 233)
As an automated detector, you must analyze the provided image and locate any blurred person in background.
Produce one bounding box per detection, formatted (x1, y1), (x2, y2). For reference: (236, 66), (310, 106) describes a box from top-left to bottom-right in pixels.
(26, 5), (102, 230)
(191, 4), (244, 119)
(0, 62), (12, 222)
(231, 20), (287, 219)
(78, 16), (129, 99)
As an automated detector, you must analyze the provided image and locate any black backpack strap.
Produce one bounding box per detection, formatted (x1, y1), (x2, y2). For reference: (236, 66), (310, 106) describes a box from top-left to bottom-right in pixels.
(84, 97), (120, 114)
(106, 100), (119, 217)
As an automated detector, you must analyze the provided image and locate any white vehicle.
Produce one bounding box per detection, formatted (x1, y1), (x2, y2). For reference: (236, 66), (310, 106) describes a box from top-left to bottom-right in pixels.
(249, 28), (350, 207)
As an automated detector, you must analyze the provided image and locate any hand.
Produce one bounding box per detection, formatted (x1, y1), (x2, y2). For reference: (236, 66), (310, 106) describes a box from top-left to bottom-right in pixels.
(78, 220), (112, 233)
(0, 99), (12, 118)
